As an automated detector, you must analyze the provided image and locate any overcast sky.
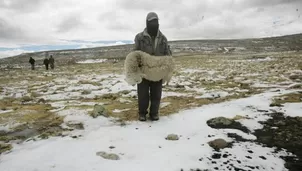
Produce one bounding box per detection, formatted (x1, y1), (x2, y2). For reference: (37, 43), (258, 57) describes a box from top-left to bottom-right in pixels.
(0, 0), (301, 57)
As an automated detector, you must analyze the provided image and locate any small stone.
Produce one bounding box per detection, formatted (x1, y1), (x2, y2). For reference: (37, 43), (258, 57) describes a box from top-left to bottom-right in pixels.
(214, 167), (219, 170)
(208, 138), (229, 150)
(199, 158), (203, 161)
(212, 161), (217, 164)
(109, 146), (115, 149)
(259, 156), (267, 160)
(222, 154), (229, 158)
(82, 89), (92, 95)
(67, 123), (84, 130)
(237, 160), (241, 164)
(91, 104), (108, 118)
(211, 153), (221, 159)
(165, 134), (179, 141)
(247, 150), (253, 153)
(247, 166), (255, 169)
(21, 96), (33, 103)
(246, 156), (252, 159)
(207, 117), (232, 126)
(96, 151), (120, 160)
(37, 98), (46, 104)
(269, 102), (283, 107)
(159, 146), (162, 148)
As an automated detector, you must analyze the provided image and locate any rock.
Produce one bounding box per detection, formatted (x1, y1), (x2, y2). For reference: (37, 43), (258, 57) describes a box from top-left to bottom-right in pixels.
(207, 117), (250, 133)
(208, 139), (229, 150)
(207, 117), (232, 126)
(109, 146), (115, 149)
(67, 123), (84, 130)
(82, 89), (92, 95)
(259, 156), (267, 160)
(21, 96), (33, 103)
(269, 102), (283, 107)
(175, 84), (185, 88)
(119, 90), (131, 95)
(211, 153), (221, 159)
(30, 92), (42, 98)
(0, 143), (12, 154)
(91, 104), (108, 118)
(96, 151), (120, 160)
(165, 134), (179, 141)
(245, 156), (252, 159)
(289, 74), (302, 80)
(37, 98), (46, 104)
(102, 93), (118, 100)
(288, 83), (302, 89)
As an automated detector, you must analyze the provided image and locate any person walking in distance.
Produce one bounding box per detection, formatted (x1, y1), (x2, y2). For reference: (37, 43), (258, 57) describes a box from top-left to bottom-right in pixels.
(43, 57), (49, 70)
(29, 57), (35, 70)
(133, 12), (171, 121)
(49, 55), (55, 69)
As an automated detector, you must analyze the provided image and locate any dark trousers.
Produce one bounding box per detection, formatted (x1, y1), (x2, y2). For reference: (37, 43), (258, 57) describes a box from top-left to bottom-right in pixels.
(50, 63), (54, 69)
(45, 64), (49, 70)
(31, 64), (35, 70)
(137, 78), (162, 117)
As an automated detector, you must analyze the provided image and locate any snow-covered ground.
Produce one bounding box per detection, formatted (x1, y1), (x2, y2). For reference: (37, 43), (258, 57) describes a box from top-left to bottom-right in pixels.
(0, 52), (301, 171)
(0, 89), (301, 171)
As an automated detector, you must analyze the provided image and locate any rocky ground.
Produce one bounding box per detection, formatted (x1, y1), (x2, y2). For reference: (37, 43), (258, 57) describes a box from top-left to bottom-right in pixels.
(0, 51), (302, 171)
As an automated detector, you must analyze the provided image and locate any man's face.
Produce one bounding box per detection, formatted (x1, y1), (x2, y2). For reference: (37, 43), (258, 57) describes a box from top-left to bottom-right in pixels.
(147, 19), (159, 36)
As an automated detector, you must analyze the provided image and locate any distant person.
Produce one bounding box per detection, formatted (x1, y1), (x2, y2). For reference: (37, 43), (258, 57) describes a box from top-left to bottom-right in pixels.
(29, 57), (35, 70)
(49, 55), (55, 69)
(133, 12), (171, 121)
(43, 57), (49, 70)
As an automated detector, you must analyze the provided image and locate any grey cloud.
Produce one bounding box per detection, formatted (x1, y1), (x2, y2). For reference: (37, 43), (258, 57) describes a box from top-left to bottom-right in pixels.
(117, 0), (175, 11)
(0, 18), (25, 40)
(0, 0), (45, 12)
(56, 15), (83, 33)
(243, 0), (302, 8)
(99, 11), (134, 31)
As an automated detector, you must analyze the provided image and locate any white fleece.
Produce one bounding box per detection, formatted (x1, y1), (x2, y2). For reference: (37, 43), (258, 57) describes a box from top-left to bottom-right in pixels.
(123, 50), (175, 86)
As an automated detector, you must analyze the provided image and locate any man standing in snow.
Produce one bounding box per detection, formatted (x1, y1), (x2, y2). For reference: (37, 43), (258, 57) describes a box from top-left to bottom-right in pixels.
(133, 12), (171, 121)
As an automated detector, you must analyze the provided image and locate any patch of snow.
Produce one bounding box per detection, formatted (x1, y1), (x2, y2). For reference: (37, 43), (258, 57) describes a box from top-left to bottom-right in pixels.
(65, 84), (99, 92)
(195, 91), (230, 99)
(282, 103), (302, 117)
(119, 98), (132, 103)
(77, 59), (108, 64)
(162, 91), (189, 98)
(113, 109), (130, 113)
(0, 109), (13, 114)
(0, 122), (23, 132)
(40, 92), (82, 101)
(237, 115), (272, 132)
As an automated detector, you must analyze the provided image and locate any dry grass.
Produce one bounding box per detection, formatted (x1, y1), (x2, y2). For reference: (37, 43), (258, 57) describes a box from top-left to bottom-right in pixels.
(273, 92), (302, 104)
(0, 51), (301, 141)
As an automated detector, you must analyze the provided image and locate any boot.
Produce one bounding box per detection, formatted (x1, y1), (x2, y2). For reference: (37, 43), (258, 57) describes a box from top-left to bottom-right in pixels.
(139, 115), (147, 121)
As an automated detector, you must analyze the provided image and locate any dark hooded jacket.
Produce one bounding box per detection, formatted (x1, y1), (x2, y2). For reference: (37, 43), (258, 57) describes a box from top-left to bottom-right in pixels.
(133, 28), (171, 56)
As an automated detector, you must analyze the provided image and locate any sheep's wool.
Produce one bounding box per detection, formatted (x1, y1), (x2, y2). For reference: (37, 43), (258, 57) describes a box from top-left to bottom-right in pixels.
(124, 50), (175, 85)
